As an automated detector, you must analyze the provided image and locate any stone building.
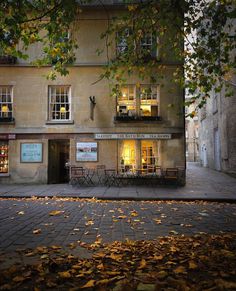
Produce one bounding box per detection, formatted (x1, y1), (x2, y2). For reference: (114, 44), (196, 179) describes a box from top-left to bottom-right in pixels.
(185, 98), (199, 162)
(0, 2), (185, 184)
(198, 82), (236, 175)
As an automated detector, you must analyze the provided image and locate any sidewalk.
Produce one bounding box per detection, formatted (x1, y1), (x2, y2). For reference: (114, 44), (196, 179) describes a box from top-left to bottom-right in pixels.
(0, 163), (236, 201)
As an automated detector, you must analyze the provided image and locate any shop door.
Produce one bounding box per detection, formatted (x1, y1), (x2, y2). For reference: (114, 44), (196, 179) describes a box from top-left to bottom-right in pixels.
(48, 140), (69, 184)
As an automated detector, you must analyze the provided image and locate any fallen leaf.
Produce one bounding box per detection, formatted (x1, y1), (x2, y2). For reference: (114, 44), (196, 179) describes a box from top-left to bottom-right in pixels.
(17, 211), (25, 215)
(58, 271), (71, 279)
(188, 260), (198, 269)
(33, 229), (41, 234)
(49, 210), (64, 216)
(138, 259), (147, 269)
(80, 279), (96, 288)
(174, 266), (186, 274)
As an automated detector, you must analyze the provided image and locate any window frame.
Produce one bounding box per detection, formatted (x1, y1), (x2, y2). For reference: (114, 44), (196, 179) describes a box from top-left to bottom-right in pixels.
(48, 85), (71, 122)
(116, 84), (160, 119)
(0, 85), (13, 120)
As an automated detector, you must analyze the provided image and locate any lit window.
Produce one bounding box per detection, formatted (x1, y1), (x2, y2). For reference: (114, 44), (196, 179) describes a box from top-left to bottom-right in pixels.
(0, 86), (13, 120)
(120, 140), (136, 173)
(117, 85), (136, 117)
(140, 85), (159, 117)
(49, 86), (71, 121)
(0, 141), (9, 174)
(116, 84), (160, 119)
(141, 140), (159, 170)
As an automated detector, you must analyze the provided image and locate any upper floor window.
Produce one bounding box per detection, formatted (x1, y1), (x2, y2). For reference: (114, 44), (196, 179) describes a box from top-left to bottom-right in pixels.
(140, 85), (158, 117)
(116, 84), (160, 121)
(48, 86), (71, 121)
(116, 29), (158, 60)
(0, 86), (13, 120)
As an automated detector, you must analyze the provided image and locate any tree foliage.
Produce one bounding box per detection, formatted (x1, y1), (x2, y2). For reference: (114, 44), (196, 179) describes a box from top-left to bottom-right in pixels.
(0, 0), (235, 112)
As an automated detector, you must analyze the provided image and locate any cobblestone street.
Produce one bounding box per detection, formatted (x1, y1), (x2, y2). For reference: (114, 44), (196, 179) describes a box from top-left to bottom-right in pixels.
(0, 198), (236, 252)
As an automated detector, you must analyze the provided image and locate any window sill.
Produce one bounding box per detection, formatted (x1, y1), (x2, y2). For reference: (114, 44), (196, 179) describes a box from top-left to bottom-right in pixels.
(0, 117), (15, 125)
(0, 173), (10, 177)
(46, 120), (74, 125)
(114, 116), (162, 122)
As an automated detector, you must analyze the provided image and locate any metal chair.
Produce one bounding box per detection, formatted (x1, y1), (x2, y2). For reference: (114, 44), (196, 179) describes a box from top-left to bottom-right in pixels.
(69, 166), (87, 186)
(96, 165), (106, 185)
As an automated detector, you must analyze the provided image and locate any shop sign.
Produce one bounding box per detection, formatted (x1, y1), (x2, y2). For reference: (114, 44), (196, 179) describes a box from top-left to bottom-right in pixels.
(94, 133), (171, 140)
(0, 134), (16, 140)
(20, 143), (43, 163)
(76, 142), (98, 162)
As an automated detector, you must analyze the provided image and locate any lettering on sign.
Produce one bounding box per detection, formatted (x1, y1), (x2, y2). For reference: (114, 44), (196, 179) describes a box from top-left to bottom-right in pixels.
(94, 133), (172, 140)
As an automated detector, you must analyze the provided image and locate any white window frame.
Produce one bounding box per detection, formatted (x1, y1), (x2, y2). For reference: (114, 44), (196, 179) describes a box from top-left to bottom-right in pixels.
(48, 85), (71, 121)
(0, 86), (13, 119)
(116, 84), (160, 117)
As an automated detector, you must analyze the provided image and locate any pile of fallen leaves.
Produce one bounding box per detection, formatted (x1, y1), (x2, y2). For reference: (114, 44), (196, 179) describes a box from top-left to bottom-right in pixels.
(0, 233), (236, 291)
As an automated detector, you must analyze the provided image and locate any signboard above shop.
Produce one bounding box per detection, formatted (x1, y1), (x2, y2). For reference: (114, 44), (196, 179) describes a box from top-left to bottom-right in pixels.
(94, 133), (172, 140)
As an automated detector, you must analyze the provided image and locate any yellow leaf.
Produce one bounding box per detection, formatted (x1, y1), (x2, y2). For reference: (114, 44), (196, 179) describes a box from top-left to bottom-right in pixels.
(174, 266), (186, 274)
(131, 211), (138, 217)
(110, 253), (123, 261)
(97, 263), (104, 270)
(50, 245), (62, 250)
(49, 210), (64, 216)
(138, 259), (147, 269)
(81, 279), (96, 288)
(118, 215), (127, 219)
(106, 271), (121, 276)
(58, 271), (71, 279)
(188, 260), (198, 269)
(154, 255), (163, 261)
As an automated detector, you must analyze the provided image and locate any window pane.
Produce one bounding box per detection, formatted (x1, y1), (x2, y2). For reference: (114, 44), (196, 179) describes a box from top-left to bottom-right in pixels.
(117, 85), (136, 116)
(119, 140), (136, 173)
(0, 141), (9, 174)
(49, 86), (70, 121)
(0, 86), (13, 118)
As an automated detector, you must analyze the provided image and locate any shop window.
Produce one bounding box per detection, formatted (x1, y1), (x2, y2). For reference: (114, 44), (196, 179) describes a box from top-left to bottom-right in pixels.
(0, 86), (13, 121)
(140, 85), (159, 117)
(117, 85), (136, 117)
(48, 86), (71, 121)
(120, 140), (136, 173)
(0, 141), (9, 174)
(141, 140), (159, 171)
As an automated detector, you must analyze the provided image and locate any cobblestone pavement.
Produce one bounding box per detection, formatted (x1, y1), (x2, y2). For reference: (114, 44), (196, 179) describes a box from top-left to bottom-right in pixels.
(0, 198), (236, 253)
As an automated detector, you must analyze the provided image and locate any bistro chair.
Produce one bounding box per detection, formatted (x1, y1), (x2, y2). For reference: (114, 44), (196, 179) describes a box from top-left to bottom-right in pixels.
(163, 167), (179, 184)
(104, 169), (121, 187)
(69, 166), (87, 186)
(96, 165), (106, 185)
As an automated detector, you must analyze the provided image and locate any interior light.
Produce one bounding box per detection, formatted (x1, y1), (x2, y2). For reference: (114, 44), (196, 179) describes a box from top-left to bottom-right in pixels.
(60, 107), (66, 113)
(2, 105), (8, 113)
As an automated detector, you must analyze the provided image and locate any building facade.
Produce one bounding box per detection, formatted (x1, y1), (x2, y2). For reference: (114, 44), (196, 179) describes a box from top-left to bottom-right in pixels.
(198, 82), (236, 175)
(0, 4), (185, 184)
(185, 99), (199, 162)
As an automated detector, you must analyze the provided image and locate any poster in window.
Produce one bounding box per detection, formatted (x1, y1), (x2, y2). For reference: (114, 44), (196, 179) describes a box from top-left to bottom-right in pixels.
(21, 143), (43, 163)
(76, 142), (98, 162)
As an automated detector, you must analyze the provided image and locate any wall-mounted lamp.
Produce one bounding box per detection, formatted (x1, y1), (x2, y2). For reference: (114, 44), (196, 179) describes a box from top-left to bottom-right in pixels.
(89, 96), (96, 120)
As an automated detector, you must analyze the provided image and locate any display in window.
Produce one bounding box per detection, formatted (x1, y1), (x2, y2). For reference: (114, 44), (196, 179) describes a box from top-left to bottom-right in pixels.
(120, 140), (136, 173)
(141, 140), (159, 172)
(0, 141), (9, 173)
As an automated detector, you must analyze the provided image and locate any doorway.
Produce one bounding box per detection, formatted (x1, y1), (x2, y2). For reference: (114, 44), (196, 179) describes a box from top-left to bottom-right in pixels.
(48, 139), (70, 184)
